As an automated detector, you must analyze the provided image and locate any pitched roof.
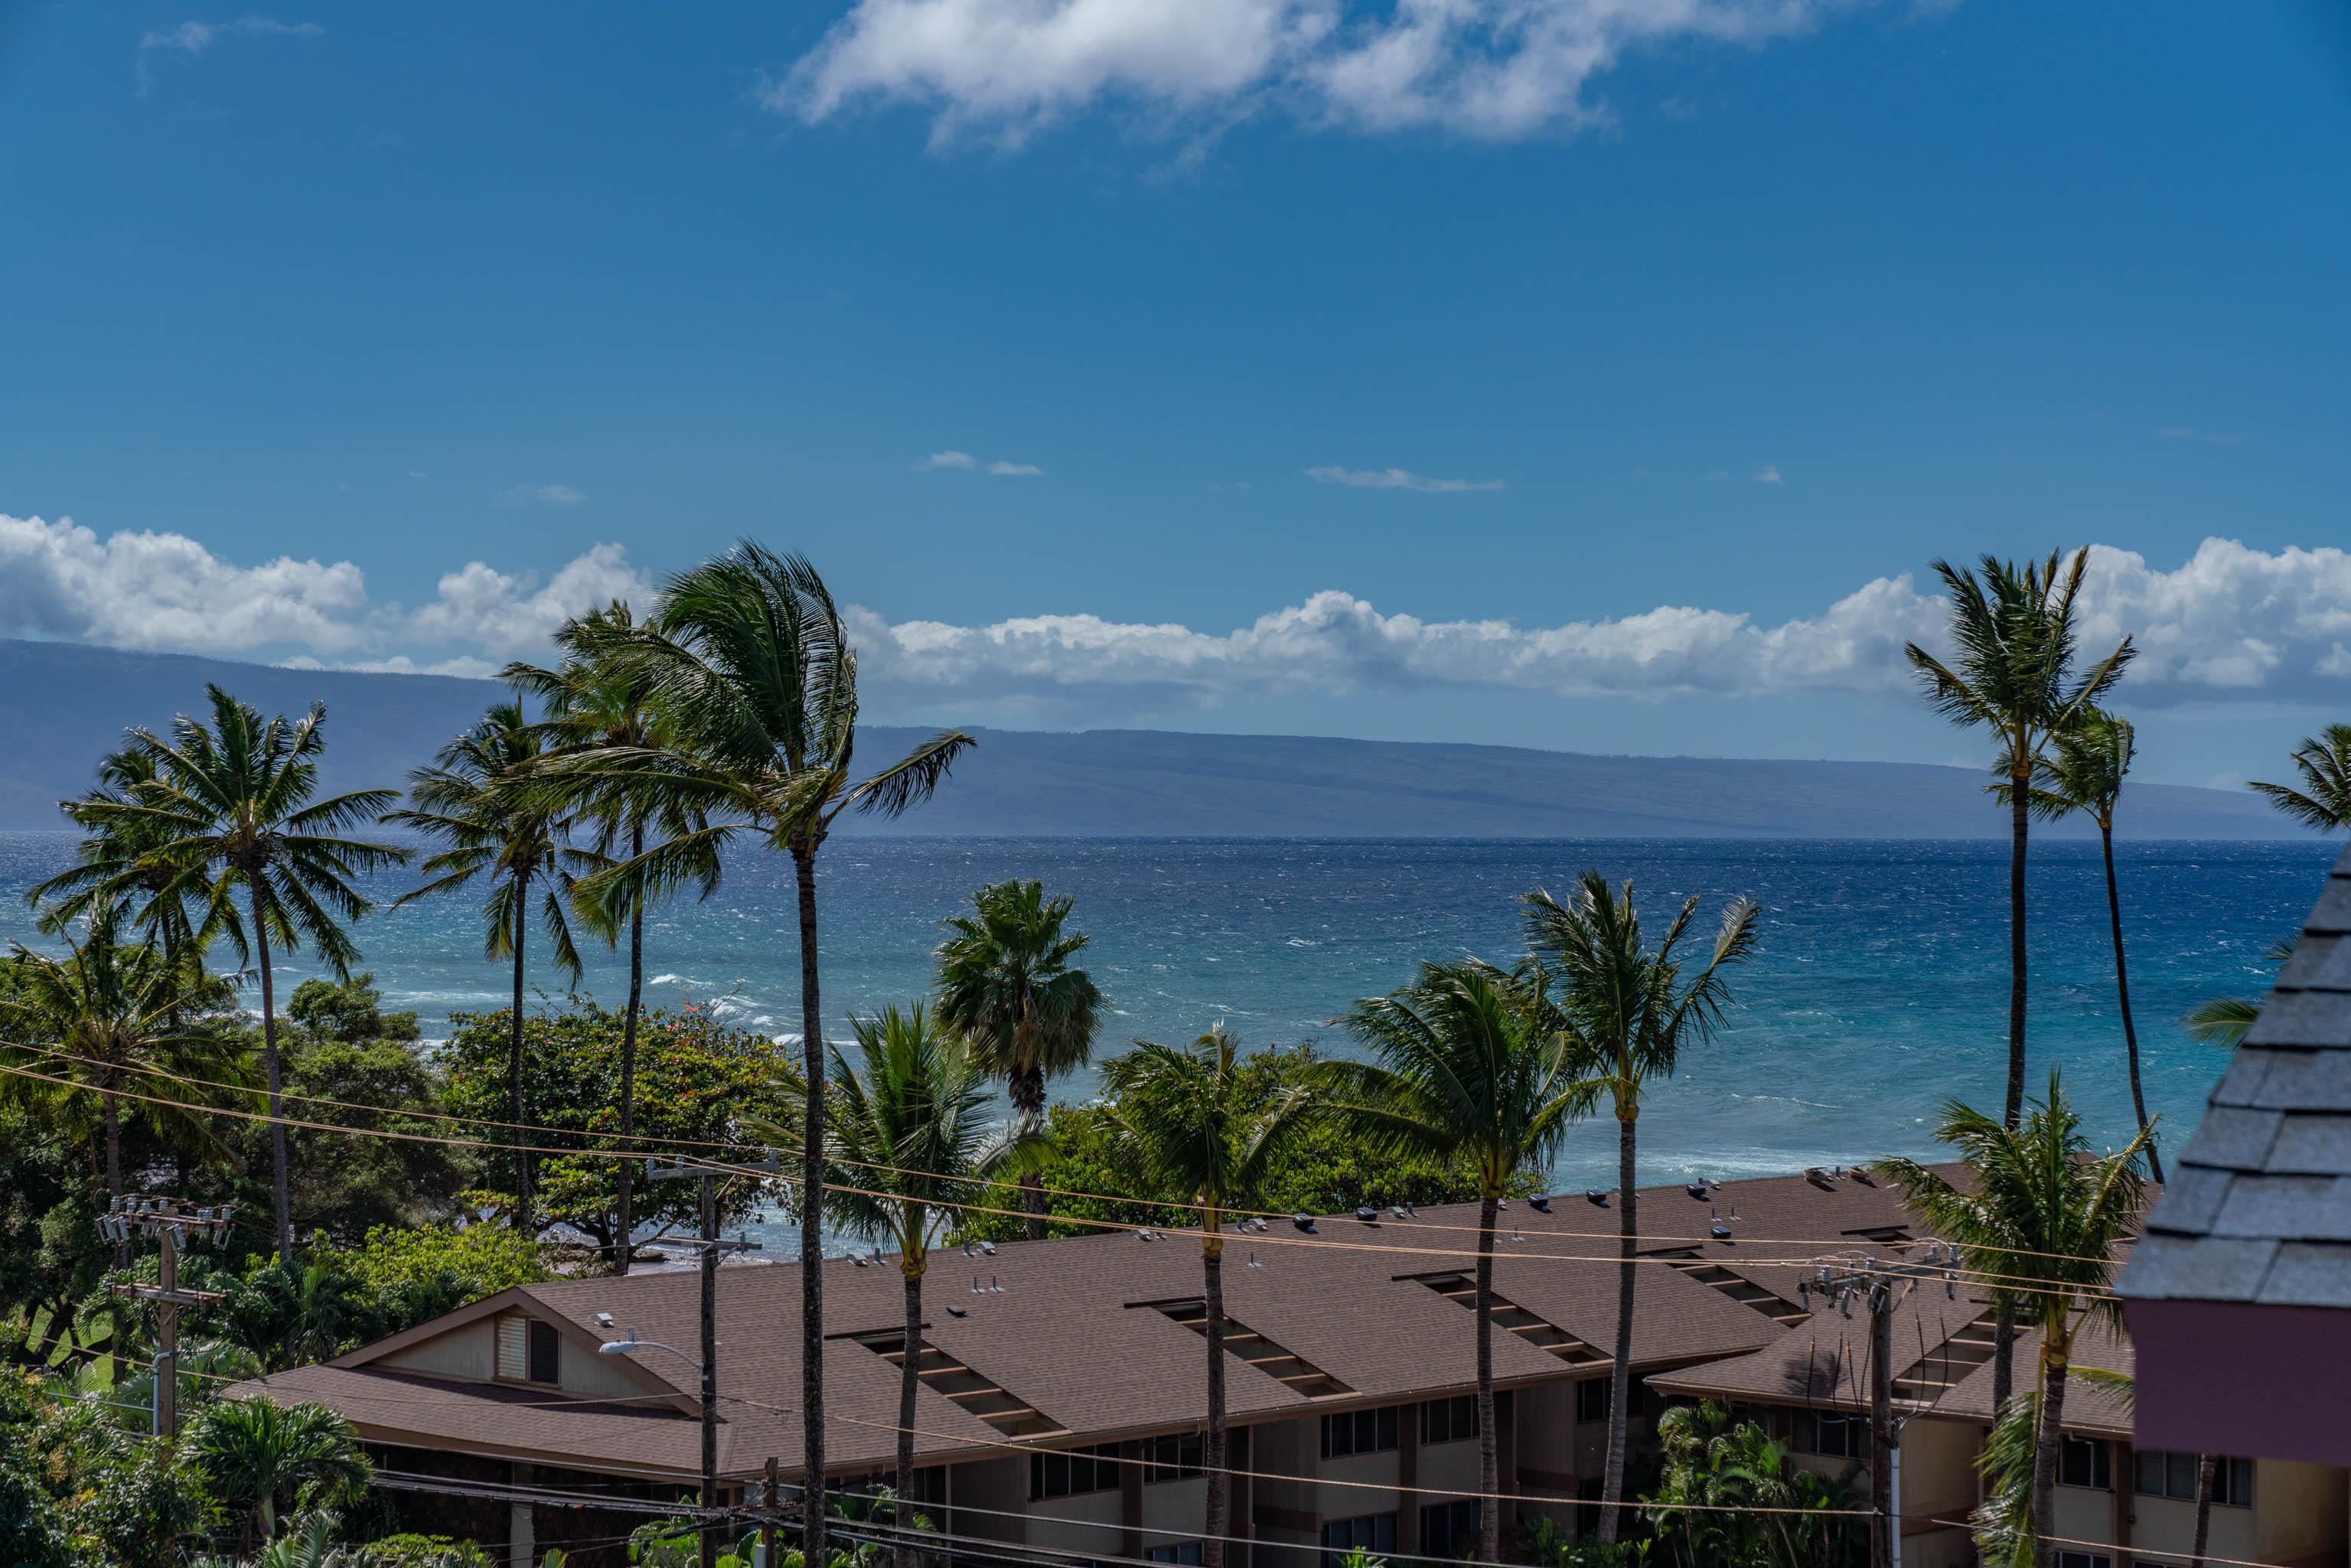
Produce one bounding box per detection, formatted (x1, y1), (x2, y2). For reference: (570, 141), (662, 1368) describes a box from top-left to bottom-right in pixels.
(2123, 842), (2351, 1310)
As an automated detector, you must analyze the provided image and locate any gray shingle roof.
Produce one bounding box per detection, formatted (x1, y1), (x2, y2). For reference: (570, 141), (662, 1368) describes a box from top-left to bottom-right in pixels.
(2122, 842), (2351, 1309)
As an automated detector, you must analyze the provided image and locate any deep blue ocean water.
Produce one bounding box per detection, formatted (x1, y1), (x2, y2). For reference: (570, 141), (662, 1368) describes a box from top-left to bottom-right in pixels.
(0, 833), (2330, 1190)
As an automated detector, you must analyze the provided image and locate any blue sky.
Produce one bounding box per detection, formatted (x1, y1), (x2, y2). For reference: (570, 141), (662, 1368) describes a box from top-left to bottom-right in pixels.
(3, 0), (2348, 787)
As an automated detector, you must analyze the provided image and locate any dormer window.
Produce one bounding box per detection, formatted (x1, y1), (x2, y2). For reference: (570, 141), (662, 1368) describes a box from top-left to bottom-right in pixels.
(495, 1313), (561, 1385)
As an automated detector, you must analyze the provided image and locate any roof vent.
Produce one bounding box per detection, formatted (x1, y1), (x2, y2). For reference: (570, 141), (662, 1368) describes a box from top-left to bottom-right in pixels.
(1528, 1195), (1552, 1214)
(1585, 1189), (1609, 1208)
(1355, 1206), (1378, 1224)
(1687, 1181), (1709, 1199)
(1292, 1214), (1318, 1234)
(1805, 1168), (1835, 1191)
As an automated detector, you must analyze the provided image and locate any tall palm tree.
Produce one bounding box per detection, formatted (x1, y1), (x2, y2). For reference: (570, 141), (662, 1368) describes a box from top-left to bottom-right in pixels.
(2250, 725), (2351, 832)
(565, 542), (973, 1568)
(184, 1397), (372, 1555)
(504, 604), (716, 1272)
(2023, 709), (2162, 1179)
(760, 1004), (1031, 1568)
(29, 746), (202, 973)
(1104, 1023), (1315, 1568)
(75, 686), (409, 1258)
(1970, 1364), (2136, 1568)
(1334, 961), (1593, 1562)
(1521, 874), (1758, 1544)
(0, 898), (249, 1262)
(934, 879), (1103, 1238)
(385, 699), (600, 1239)
(1879, 1073), (2150, 1568)
(1906, 549), (2135, 1131)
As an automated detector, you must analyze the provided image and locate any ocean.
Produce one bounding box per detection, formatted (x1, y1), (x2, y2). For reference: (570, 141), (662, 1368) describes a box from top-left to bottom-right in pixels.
(0, 833), (2328, 1191)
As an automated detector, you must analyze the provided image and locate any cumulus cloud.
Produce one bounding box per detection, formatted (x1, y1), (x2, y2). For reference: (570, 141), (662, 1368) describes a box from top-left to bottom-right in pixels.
(776, 0), (1854, 145)
(0, 513), (651, 668)
(1307, 465), (1505, 494)
(142, 15), (323, 55)
(924, 451), (977, 470)
(987, 461), (1045, 477)
(1753, 465), (1782, 484)
(847, 540), (2351, 716)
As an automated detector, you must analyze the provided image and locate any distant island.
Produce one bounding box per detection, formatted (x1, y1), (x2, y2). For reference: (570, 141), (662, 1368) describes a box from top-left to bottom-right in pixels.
(0, 637), (2298, 838)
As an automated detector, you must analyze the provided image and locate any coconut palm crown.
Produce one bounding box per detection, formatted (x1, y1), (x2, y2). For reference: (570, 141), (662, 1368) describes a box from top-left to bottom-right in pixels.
(2249, 723), (2351, 833)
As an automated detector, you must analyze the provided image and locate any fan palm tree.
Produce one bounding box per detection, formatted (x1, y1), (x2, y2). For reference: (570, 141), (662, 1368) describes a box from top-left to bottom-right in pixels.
(2249, 725), (2351, 832)
(386, 699), (602, 1239)
(1879, 1073), (2150, 1568)
(184, 1397), (372, 1555)
(755, 1004), (1030, 1568)
(1521, 874), (1757, 1543)
(73, 686), (409, 1258)
(934, 879), (1103, 1238)
(1333, 961), (1593, 1562)
(2020, 709), (2162, 1179)
(0, 898), (249, 1263)
(506, 602), (719, 1273)
(1906, 549), (2135, 1131)
(562, 541), (973, 1568)
(1104, 1022), (1315, 1568)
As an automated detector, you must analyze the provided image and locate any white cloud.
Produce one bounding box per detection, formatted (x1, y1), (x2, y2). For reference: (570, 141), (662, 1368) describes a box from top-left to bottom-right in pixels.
(924, 450), (977, 470)
(139, 15), (321, 87)
(0, 513), (651, 668)
(1753, 465), (1783, 484)
(987, 461), (1045, 477)
(777, 0), (1856, 145)
(505, 483), (585, 504)
(1307, 465), (1505, 494)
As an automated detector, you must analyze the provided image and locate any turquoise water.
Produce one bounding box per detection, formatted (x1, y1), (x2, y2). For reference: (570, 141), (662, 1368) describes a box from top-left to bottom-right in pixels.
(0, 833), (2328, 1188)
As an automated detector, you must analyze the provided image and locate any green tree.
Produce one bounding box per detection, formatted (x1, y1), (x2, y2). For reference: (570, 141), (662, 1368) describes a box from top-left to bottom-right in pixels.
(1104, 1022), (1312, 1568)
(934, 879), (1104, 1238)
(344, 1223), (550, 1336)
(1521, 875), (1757, 1544)
(1879, 1074), (2150, 1568)
(2249, 724), (2351, 832)
(0, 1402), (70, 1568)
(761, 1003), (1029, 1566)
(250, 1028), (479, 1241)
(2023, 709), (2164, 1179)
(1648, 1400), (1861, 1568)
(387, 699), (601, 1238)
(1334, 961), (1593, 1563)
(568, 542), (972, 1568)
(185, 1397), (373, 1554)
(287, 973), (421, 1047)
(507, 600), (716, 1276)
(79, 684), (412, 1257)
(1971, 1365), (2135, 1568)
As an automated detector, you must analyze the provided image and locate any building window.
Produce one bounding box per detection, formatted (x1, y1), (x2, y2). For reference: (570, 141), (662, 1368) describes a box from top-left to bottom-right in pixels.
(1790, 1410), (1867, 1460)
(1420, 1395), (1479, 1446)
(1145, 1545), (1203, 1565)
(1575, 1379), (1610, 1425)
(1575, 1478), (1603, 1538)
(1320, 1407), (1400, 1460)
(2059, 1437), (2111, 1491)
(1144, 1433), (1203, 1484)
(2134, 1452), (2254, 1508)
(1030, 1442), (1122, 1501)
(2054, 1554), (2111, 1568)
(1319, 1511), (1397, 1568)
(527, 1320), (560, 1386)
(1419, 1499), (1482, 1560)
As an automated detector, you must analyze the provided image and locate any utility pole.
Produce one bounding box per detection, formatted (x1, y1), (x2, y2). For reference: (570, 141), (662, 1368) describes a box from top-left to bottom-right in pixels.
(644, 1156), (766, 1568)
(98, 1196), (233, 1442)
(1799, 1247), (1962, 1568)
(761, 1455), (781, 1568)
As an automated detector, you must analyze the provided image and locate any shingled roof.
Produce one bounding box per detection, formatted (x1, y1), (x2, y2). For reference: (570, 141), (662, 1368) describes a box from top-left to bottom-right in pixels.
(2122, 842), (2351, 1311)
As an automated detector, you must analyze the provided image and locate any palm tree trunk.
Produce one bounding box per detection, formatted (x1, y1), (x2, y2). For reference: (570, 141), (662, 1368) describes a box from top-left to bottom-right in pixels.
(1994, 775), (2030, 1413)
(898, 1260), (922, 1568)
(792, 839), (830, 1568)
(250, 883), (292, 1260)
(615, 822), (645, 1276)
(1205, 1233), (1231, 1568)
(2101, 822), (2162, 1182)
(1474, 1192), (1501, 1563)
(1600, 1106), (1637, 1545)
(2030, 1354), (2067, 1568)
(509, 872), (533, 1239)
(2188, 1452), (2216, 1568)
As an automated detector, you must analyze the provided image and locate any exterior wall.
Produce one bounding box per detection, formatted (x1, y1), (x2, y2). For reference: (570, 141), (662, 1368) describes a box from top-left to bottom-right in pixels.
(1896, 1415), (1981, 1567)
(945, 1454), (1032, 1548)
(380, 1319), (495, 1381)
(2252, 1457), (2350, 1567)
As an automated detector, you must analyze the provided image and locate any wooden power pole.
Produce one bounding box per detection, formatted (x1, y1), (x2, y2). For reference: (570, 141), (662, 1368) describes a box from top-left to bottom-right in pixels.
(99, 1196), (233, 1442)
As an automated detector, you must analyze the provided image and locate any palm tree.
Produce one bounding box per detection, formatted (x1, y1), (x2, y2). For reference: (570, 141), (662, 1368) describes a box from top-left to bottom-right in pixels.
(1879, 1073), (2150, 1568)
(565, 542), (973, 1568)
(760, 1004), (1030, 1568)
(1521, 875), (1756, 1543)
(2249, 725), (2351, 831)
(1334, 961), (1593, 1562)
(1906, 549), (2136, 1130)
(75, 686), (409, 1258)
(28, 745), (201, 974)
(506, 601), (717, 1274)
(386, 699), (601, 1239)
(2024, 709), (2162, 1179)
(1971, 1363), (2136, 1568)
(184, 1397), (372, 1555)
(0, 898), (249, 1262)
(2183, 936), (2294, 1050)
(1104, 1022), (1315, 1568)
(934, 879), (1104, 1238)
